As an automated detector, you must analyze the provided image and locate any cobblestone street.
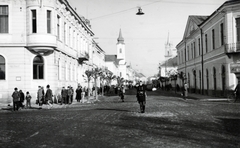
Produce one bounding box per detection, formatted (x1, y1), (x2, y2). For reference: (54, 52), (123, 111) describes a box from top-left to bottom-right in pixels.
(1, 90), (240, 148)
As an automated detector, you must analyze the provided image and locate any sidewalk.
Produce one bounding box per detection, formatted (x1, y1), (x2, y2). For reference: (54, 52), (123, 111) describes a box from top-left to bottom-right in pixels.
(0, 96), (101, 112)
(169, 90), (229, 102)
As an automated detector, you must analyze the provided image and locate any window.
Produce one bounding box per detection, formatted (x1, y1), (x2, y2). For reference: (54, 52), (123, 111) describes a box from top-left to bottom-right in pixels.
(64, 22), (67, 44)
(69, 26), (71, 46)
(0, 5), (8, 33)
(120, 48), (122, 53)
(32, 10), (37, 33)
(187, 46), (189, 61)
(0, 55), (5, 80)
(213, 67), (217, 95)
(198, 38), (201, 56)
(220, 23), (224, 46)
(191, 43), (193, 59)
(194, 42), (196, 58)
(236, 18), (240, 42)
(33, 56), (44, 79)
(47, 10), (51, 33)
(57, 15), (60, 39)
(212, 29), (215, 50)
(206, 69), (209, 95)
(205, 34), (208, 53)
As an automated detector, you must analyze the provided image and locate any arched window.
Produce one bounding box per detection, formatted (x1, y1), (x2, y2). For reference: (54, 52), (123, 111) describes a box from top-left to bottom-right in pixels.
(33, 56), (44, 79)
(0, 55), (6, 80)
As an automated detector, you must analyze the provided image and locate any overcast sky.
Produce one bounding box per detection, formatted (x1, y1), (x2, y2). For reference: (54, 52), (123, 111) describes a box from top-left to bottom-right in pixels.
(68, 0), (226, 77)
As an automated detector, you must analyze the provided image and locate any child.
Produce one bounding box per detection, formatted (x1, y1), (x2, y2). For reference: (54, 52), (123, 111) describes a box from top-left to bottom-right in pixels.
(26, 91), (32, 108)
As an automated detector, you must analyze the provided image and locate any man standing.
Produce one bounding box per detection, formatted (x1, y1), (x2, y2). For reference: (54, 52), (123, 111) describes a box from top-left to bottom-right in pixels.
(61, 87), (67, 105)
(12, 88), (20, 111)
(37, 86), (43, 108)
(136, 81), (147, 113)
(75, 85), (82, 102)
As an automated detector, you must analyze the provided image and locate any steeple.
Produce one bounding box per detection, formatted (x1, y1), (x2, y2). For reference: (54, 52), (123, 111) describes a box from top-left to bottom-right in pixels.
(117, 29), (124, 44)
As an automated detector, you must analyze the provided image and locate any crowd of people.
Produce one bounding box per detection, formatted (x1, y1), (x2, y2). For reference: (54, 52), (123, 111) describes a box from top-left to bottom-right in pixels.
(11, 81), (149, 113)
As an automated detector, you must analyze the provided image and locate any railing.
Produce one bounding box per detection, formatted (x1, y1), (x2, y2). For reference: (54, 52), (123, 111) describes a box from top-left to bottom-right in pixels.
(225, 42), (240, 53)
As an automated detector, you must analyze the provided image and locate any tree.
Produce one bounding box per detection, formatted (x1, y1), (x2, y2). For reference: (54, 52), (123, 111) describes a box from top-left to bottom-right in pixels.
(106, 72), (116, 87)
(85, 67), (103, 100)
(116, 76), (125, 87)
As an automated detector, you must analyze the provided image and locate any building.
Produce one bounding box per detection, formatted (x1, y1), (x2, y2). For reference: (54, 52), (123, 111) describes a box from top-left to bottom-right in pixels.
(176, 0), (240, 96)
(0, 0), (96, 103)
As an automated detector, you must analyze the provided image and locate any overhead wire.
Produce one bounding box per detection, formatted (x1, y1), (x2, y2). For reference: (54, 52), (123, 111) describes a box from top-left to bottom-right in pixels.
(89, 0), (223, 21)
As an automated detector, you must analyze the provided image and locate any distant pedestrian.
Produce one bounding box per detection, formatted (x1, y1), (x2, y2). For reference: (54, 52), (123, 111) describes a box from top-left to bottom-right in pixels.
(41, 86), (45, 104)
(76, 85), (82, 102)
(37, 86), (43, 108)
(45, 85), (53, 109)
(19, 90), (25, 109)
(25, 91), (32, 108)
(135, 81), (147, 113)
(68, 86), (73, 104)
(119, 85), (125, 102)
(234, 81), (240, 102)
(61, 87), (67, 105)
(81, 86), (86, 103)
(12, 88), (20, 111)
(183, 83), (188, 100)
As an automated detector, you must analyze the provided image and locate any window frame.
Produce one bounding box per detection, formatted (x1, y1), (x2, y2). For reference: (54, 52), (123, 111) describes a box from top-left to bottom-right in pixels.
(31, 9), (37, 33)
(0, 5), (9, 33)
(47, 10), (51, 34)
(33, 56), (44, 80)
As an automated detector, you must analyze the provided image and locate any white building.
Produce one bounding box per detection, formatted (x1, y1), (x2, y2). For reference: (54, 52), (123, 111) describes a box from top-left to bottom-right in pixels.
(176, 0), (240, 96)
(0, 0), (95, 103)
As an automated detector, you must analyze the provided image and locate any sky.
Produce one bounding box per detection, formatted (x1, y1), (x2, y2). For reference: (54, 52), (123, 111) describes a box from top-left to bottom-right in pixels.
(68, 0), (226, 77)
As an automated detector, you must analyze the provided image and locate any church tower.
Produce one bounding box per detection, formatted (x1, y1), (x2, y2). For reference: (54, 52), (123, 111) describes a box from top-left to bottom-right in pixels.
(116, 29), (126, 79)
(165, 32), (173, 58)
(117, 29), (126, 65)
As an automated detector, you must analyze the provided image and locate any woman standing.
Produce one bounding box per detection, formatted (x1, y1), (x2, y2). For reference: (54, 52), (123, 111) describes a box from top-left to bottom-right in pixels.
(45, 85), (53, 109)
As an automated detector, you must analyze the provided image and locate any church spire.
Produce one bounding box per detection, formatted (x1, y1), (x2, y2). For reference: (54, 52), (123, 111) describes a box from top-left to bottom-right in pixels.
(117, 29), (124, 44)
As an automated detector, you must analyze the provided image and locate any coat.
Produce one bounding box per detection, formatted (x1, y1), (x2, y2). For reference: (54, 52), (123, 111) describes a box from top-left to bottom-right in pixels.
(12, 91), (20, 102)
(75, 88), (82, 100)
(136, 84), (146, 102)
(45, 89), (52, 101)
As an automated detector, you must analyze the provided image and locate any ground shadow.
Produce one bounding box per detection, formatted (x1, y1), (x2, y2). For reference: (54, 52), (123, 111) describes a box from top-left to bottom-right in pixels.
(217, 117), (240, 136)
(1, 106), (42, 111)
(94, 108), (130, 112)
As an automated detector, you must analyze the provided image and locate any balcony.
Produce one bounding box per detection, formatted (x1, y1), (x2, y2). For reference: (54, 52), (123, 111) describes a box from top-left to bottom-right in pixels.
(78, 52), (89, 64)
(26, 34), (57, 56)
(225, 42), (240, 53)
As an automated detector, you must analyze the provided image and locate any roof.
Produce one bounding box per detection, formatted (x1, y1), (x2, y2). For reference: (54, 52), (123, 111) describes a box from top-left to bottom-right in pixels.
(117, 29), (124, 44)
(105, 55), (117, 62)
(189, 15), (208, 26)
(160, 56), (178, 67)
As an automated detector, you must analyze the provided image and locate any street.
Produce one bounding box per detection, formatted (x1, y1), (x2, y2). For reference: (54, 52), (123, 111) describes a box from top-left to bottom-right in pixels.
(0, 90), (240, 148)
